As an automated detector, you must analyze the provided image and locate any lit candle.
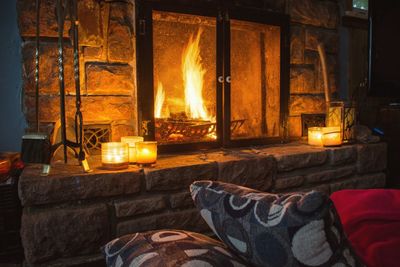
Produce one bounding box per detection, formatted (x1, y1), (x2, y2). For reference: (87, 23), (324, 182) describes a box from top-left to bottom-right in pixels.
(322, 127), (342, 147)
(101, 142), (129, 170)
(136, 141), (157, 166)
(308, 127), (323, 146)
(121, 136), (144, 163)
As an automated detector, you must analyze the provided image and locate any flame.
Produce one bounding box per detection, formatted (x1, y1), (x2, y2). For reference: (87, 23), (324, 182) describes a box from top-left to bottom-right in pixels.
(182, 29), (209, 120)
(155, 81), (165, 118)
(154, 29), (211, 121)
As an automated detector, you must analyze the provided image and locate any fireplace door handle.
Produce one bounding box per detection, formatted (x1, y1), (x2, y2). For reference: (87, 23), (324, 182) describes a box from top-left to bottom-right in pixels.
(218, 76), (224, 83)
(226, 76), (231, 84)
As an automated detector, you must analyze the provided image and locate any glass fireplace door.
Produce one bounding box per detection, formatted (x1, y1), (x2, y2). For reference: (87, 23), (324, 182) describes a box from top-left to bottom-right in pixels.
(152, 10), (219, 146)
(136, 2), (289, 152)
(227, 13), (288, 144)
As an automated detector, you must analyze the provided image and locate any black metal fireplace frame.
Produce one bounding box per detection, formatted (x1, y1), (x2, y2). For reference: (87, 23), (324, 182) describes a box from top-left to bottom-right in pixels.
(136, 0), (290, 153)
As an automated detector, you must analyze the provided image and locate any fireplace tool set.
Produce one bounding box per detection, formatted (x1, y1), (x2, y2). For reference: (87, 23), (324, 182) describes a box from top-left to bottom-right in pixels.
(21, 0), (91, 174)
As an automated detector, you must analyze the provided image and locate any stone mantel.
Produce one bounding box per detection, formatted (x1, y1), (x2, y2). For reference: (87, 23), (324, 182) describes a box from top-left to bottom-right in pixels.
(19, 142), (387, 266)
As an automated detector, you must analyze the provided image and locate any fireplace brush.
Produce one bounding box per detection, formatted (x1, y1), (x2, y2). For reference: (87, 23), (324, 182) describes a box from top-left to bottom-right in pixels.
(21, 0), (52, 175)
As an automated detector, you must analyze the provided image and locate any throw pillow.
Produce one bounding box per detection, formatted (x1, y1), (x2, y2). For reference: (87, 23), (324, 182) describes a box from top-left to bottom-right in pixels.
(190, 180), (364, 267)
(102, 229), (247, 267)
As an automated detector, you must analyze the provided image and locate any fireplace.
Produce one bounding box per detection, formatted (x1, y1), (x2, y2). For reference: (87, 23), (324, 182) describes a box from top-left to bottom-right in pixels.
(136, 1), (289, 152)
(20, 0), (342, 156)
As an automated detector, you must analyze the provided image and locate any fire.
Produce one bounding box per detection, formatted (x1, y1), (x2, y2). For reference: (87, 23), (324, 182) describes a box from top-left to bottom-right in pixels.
(182, 29), (209, 120)
(154, 29), (210, 121)
(155, 81), (165, 118)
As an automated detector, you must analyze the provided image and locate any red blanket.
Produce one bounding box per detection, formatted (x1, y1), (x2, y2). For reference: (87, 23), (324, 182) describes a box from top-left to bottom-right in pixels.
(331, 189), (400, 267)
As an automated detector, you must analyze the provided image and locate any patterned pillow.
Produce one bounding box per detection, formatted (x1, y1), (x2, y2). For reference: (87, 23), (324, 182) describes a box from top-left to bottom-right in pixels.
(190, 181), (365, 267)
(102, 229), (247, 267)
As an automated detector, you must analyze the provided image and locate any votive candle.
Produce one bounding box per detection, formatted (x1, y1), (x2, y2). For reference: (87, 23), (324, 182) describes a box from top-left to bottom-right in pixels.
(136, 141), (157, 165)
(308, 127), (323, 146)
(101, 142), (129, 170)
(121, 136), (144, 163)
(321, 127), (342, 147)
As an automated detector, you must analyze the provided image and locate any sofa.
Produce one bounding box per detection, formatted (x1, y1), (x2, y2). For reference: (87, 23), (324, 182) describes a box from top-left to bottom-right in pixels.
(101, 181), (400, 267)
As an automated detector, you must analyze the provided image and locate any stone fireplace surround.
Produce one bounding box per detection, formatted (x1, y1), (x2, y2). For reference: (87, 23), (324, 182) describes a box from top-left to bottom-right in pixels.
(19, 142), (387, 266)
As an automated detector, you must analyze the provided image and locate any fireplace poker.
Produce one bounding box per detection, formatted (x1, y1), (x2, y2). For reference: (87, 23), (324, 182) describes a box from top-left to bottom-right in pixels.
(21, 0), (52, 175)
(54, 0), (91, 172)
(70, 0), (91, 172)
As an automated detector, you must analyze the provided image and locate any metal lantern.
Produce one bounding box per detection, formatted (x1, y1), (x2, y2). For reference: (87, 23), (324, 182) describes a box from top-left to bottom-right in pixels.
(326, 101), (356, 143)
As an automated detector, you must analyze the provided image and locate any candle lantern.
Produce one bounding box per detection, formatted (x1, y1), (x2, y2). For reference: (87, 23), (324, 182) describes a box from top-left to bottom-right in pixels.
(308, 127), (323, 146)
(343, 102), (356, 142)
(321, 127), (342, 147)
(121, 136), (144, 163)
(326, 101), (356, 143)
(136, 141), (157, 166)
(101, 142), (129, 170)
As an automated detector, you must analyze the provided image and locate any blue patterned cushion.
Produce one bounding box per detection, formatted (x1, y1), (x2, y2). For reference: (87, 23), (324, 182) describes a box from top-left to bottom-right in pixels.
(190, 181), (365, 267)
(102, 229), (247, 267)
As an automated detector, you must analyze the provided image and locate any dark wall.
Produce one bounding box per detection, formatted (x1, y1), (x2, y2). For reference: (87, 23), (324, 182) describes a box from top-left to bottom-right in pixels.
(0, 0), (26, 152)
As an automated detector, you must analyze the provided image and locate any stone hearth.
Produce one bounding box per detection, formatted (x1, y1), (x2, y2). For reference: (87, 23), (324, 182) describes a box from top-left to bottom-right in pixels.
(19, 142), (387, 266)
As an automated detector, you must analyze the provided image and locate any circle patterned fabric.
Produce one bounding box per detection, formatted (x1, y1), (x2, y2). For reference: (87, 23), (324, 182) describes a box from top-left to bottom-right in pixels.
(190, 181), (365, 267)
(102, 229), (247, 267)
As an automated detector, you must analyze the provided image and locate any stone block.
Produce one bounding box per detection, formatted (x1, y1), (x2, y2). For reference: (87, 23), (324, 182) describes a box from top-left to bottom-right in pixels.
(290, 65), (316, 94)
(306, 169), (335, 184)
(25, 95), (135, 123)
(116, 209), (209, 237)
(144, 155), (218, 191)
(111, 122), (136, 142)
(289, 0), (339, 29)
(290, 25), (305, 64)
(78, 0), (103, 47)
(306, 165), (355, 184)
(108, 2), (134, 62)
(22, 42), (74, 95)
(114, 195), (166, 218)
(289, 94), (326, 116)
(274, 175), (304, 190)
(288, 116), (302, 137)
(83, 46), (104, 61)
(169, 192), (194, 209)
(21, 204), (109, 264)
(19, 164), (142, 206)
(327, 146), (357, 166)
(17, 0), (70, 38)
(208, 152), (276, 191)
(274, 148), (327, 172)
(357, 143), (387, 174)
(86, 63), (134, 95)
(330, 173), (386, 193)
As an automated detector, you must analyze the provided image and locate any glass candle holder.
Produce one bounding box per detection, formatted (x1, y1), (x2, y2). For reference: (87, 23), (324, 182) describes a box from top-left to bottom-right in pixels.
(308, 127), (323, 146)
(321, 127), (342, 147)
(101, 142), (129, 170)
(121, 136), (144, 163)
(343, 102), (356, 143)
(136, 141), (157, 166)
